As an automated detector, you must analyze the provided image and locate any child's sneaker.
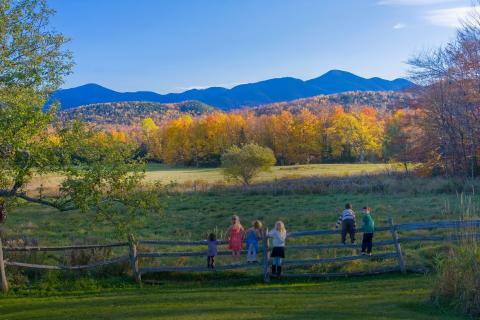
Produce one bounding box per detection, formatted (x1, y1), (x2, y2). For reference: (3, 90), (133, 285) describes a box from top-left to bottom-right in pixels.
(361, 252), (367, 256)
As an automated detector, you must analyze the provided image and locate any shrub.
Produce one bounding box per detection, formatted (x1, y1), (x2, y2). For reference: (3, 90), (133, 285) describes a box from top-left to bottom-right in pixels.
(221, 143), (276, 185)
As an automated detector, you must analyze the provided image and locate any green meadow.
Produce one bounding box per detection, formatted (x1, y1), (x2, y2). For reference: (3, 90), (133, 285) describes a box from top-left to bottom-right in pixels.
(2, 163), (478, 320)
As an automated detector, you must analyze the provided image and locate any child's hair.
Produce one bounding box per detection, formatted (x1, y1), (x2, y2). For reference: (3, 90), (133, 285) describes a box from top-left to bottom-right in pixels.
(231, 215), (243, 228)
(345, 203), (352, 209)
(275, 221), (286, 235)
(253, 220), (263, 229)
(362, 206), (370, 211)
(208, 233), (216, 241)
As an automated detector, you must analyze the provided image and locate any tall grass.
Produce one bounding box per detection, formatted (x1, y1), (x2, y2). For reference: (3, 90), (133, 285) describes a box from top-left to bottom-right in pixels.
(432, 243), (480, 317)
(432, 193), (480, 317)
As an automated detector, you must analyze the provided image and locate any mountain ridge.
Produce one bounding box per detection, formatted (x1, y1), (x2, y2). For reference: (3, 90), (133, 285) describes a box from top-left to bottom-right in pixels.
(49, 70), (415, 111)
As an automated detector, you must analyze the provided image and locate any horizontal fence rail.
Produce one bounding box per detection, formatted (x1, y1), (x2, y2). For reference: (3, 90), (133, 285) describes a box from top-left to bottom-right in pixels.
(1, 218), (479, 292)
(394, 220), (480, 231)
(3, 242), (129, 252)
(139, 240), (228, 246)
(4, 256), (130, 270)
(138, 249), (262, 258)
(287, 226), (390, 238)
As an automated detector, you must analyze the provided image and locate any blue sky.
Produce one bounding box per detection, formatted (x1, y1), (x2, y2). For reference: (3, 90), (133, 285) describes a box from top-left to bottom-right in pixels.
(49, 0), (471, 93)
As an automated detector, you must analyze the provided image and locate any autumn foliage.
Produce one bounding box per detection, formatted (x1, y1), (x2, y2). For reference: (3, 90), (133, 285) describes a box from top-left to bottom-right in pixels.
(134, 106), (411, 167)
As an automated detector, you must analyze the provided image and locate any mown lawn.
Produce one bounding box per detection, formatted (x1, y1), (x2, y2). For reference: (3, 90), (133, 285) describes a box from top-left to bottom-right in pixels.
(0, 274), (467, 320)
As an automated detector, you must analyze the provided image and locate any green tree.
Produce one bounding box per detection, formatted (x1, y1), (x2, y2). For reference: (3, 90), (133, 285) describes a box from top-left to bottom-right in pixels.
(0, 0), (72, 206)
(221, 143), (276, 185)
(0, 0), (161, 235)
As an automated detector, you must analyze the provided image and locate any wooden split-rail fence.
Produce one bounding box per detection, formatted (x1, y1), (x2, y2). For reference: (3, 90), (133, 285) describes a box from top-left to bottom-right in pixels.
(1, 218), (480, 292)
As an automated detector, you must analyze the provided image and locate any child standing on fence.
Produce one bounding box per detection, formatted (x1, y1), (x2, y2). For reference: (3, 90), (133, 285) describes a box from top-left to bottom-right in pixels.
(335, 203), (356, 244)
(245, 220), (263, 263)
(361, 207), (375, 255)
(228, 215), (244, 264)
(268, 221), (287, 277)
(207, 233), (217, 268)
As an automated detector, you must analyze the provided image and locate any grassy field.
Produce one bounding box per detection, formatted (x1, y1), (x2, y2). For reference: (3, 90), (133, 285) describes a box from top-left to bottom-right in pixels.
(6, 190), (469, 244)
(24, 163), (394, 196)
(2, 163), (479, 319)
(143, 163), (394, 182)
(0, 274), (468, 320)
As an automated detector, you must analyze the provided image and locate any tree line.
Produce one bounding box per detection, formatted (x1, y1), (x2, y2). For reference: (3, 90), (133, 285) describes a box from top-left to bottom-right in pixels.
(134, 107), (422, 169)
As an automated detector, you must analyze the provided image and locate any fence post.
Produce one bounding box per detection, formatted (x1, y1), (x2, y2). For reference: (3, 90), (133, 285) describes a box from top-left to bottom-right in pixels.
(388, 217), (406, 274)
(128, 234), (141, 283)
(262, 228), (270, 283)
(0, 237), (9, 293)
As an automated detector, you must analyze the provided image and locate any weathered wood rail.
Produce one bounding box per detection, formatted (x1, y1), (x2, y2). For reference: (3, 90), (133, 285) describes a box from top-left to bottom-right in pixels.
(1, 218), (479, 292)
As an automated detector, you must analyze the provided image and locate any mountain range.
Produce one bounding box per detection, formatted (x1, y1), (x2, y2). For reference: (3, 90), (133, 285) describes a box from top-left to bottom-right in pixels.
(49, 70), (414, 111)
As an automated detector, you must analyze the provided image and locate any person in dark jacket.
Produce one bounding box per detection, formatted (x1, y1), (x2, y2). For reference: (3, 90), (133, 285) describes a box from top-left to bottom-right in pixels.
(335, 203), (356, 244)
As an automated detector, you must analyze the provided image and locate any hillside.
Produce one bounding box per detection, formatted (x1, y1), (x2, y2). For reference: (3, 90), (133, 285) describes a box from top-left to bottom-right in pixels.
(59, 91), (416, 127)
(49, 70), (415, 111)
(248, 90), (416, 115)
(59, 100), (216, 126)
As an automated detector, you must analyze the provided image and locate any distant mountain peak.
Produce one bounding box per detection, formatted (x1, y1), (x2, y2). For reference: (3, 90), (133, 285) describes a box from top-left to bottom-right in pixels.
(49, 70), (415, 111)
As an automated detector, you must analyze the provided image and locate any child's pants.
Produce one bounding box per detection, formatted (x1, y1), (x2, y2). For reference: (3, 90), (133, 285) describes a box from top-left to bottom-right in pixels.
(247, 243), (257, 262)
(361, 233), (373, 253)
(341, 219), (356, 244)
(207, 256), (215, 268)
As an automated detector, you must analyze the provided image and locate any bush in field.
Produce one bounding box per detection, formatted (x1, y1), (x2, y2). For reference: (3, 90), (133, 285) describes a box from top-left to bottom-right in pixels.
(431, 243), (480, 317)
(221, 143), (276, 185)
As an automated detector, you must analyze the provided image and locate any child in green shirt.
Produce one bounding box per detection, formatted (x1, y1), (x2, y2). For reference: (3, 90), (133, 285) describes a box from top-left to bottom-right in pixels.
(361, 206), (375, 255)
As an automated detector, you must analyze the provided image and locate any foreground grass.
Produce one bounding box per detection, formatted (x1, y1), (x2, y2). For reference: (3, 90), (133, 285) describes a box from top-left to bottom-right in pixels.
(0, 274), (467, 320)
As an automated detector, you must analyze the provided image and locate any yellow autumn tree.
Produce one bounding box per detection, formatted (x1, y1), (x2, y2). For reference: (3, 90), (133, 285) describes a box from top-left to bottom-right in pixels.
(162, 115), (193, 165)
(140, 117), (162, 161)
(272, 111), (295, 164)
(354, 106), (384, 161)
(142, 117), (159, 136)
(290, 109), (321, 164)
(328, 106), (384, 161)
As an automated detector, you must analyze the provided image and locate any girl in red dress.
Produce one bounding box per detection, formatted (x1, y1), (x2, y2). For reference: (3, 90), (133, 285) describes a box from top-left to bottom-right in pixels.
(228, 215), (244, 264)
